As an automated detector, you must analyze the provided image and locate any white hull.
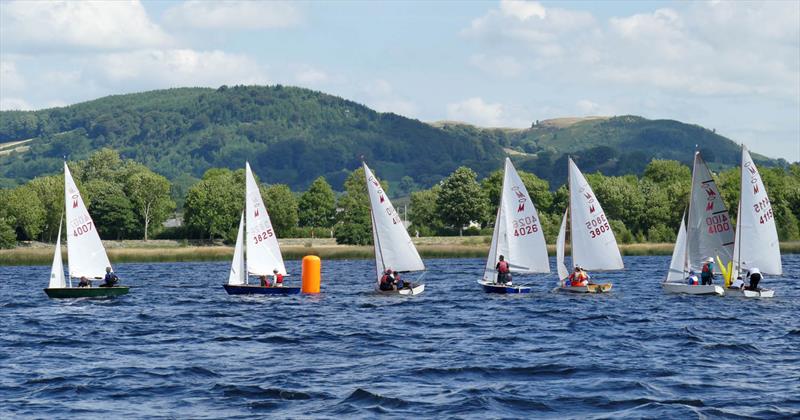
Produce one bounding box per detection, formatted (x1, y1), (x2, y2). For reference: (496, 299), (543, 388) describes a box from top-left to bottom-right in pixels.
(376, 283), (425, 296)
(726, 288), (775, 298)
(662, 282), (724, 296)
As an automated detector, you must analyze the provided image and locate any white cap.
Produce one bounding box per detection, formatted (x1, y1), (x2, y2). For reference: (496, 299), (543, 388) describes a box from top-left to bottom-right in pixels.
(704, 257), (714, 263)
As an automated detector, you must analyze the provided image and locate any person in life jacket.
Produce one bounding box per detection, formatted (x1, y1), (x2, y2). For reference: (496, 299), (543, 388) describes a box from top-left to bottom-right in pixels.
(568, 266), (589, 287)
(379, 268), (395, 291)
(495, 255), (511, 284)
(700, 257), (715, 285)
(746, 267), (762, 291)
(259, 275), (271, 287)
(686, 270), (699, 286)
(272, 268), (284, 287)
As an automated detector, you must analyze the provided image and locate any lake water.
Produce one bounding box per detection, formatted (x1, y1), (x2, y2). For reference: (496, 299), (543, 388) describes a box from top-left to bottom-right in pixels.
(1, 256), (798, 418)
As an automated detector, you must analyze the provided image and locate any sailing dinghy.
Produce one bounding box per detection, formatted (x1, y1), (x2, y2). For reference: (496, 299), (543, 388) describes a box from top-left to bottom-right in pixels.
(555, 158), (623, 293)
(728, 146), (779, 298)
(223, 162), (299, 295)
(479, 158), (549, 293)
(364, 162), (426, 295)
(44, 163), (129, 299)
(662, 151), (729, 296)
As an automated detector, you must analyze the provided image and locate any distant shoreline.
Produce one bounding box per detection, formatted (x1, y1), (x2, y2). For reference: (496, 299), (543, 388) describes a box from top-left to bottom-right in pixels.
(2, 238), (798, 266)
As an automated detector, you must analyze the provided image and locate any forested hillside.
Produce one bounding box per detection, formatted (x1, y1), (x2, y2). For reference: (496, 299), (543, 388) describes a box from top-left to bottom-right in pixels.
(0, 85), (786, 192)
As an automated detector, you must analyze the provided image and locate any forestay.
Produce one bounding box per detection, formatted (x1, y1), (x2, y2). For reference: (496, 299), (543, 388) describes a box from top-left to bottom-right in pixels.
(568, 158), (623, 271)
(556, 208), (569, 281)
(733, 146), (782, 275)
(482, 158), (549, 282)
(49, 220), (66, 288)
(686, 152), (734, 271)
(245, 162), (286, 276)
(65, 162), (112, 279)
(364, 162), (424, 282)
(666, 215), (688, 283)
(228, 212), (246, 285)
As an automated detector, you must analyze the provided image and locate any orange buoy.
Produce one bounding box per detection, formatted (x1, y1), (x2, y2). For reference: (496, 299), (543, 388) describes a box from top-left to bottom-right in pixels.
(301, 255), (321, 293)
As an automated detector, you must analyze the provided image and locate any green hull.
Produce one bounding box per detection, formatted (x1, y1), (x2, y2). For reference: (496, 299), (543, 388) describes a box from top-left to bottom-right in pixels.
(44, 287), (130, 299)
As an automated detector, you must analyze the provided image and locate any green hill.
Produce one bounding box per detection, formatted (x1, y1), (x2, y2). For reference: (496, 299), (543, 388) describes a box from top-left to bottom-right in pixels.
(0, 85), (784, 190)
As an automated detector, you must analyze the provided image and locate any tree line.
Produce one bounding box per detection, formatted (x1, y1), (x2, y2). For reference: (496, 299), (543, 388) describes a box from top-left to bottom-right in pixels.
(2, 148), (798, 249)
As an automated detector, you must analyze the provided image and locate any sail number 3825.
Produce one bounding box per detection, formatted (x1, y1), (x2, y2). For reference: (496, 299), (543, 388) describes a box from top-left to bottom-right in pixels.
(253, 229), (274, 244)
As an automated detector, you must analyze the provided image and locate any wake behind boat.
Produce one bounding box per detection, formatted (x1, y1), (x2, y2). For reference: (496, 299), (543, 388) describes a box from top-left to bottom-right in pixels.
(44, 163), (129, 299)
(555, 158), (623, 293)
(364, 162), (426, 296)
(223, 162), (300, 296)
(478, 158), (549, 294)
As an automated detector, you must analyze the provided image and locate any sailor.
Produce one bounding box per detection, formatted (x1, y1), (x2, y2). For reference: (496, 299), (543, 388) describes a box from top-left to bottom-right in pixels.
(393, 271), (405, 289)
(77, 276), (91, 288)
(746, 268), (762, 291)
(379, 269), (394, 291)
(272, 268), (284, 287)
(569, 266), (589, 287)
(686, 270), (699, 286)
(100, 267), (119, 287)
(495, 255), (510, 284)
(730, 275), (745, 289)
(700, 257), (715, 285)
(259, 275), (271, 287)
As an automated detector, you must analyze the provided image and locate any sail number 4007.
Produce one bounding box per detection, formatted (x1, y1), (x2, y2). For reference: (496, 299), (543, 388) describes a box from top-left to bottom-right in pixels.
(586, 214), (610, 239)
(73, 221), (93, 237)
(253, 229), (274, 244)
(512, 216), (539, 236)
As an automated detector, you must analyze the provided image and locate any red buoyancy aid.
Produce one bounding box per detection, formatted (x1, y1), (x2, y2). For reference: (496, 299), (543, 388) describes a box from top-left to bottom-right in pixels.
(497, 260), (510, 273)
(275, 273), (284, 284)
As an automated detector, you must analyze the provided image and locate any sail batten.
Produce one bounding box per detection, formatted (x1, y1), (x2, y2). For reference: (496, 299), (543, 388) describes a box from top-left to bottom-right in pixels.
(364, 163), (424, 283)
(64, 162), (112, 279)
(245, 162), (286, 276)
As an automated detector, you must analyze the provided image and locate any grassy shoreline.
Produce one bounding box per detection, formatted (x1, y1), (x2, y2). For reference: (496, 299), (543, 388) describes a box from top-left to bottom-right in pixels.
(2, 239), (798, 266)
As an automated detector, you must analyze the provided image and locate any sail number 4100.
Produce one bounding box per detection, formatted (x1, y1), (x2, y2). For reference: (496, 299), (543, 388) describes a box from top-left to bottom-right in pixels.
(706, 214), (731, 234)
(73, 221), (93, 237)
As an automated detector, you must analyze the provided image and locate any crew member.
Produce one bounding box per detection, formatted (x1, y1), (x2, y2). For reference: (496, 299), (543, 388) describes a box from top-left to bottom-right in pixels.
(496, 255), (510, 284)
(700, 257), (715, 285)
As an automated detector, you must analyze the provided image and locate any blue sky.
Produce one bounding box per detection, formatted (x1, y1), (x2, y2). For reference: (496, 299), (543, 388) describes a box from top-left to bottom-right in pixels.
(1, 0), (798, 161)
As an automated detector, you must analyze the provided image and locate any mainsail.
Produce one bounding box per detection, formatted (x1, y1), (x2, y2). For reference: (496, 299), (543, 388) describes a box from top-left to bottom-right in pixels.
(245, 162), (286, 276)
(482, 158), (549, 282)
(49, 220), (66, 288)
(733, 146), (782, 275)
(686, 152), (734, 271)
(568, 158), (623, 271)
(364, 162), (425, 282)
(64, 162), (111, 279)
(228, 212), (246, 285)
(666, 215), (688, 282)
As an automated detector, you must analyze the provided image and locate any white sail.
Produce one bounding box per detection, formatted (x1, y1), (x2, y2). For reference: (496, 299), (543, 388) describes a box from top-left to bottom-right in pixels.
(666, 215), (688, 282)
(228, 212), (246, 285)
(686, 152), (734, 271)
(482, 204), (503, 282)
(245, 162), (286, 276)
(567, 158), (623, 271)
(49, 220), (66, 288)
(733, 146), (782, 275)
(556, 208), (569, 281)
(364, 162), (425, 282)
(64, 162), (112, 279)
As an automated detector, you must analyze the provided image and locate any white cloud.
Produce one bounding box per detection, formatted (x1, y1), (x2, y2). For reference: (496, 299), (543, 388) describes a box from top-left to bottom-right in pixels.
(163, 1), (302, 29)
(0, 60), (26, 92)
(94, 49), (269, 87)
(446, 97), (505, 127)
(500, 0), (546, 21)
(0, 0), (171, 51)
(469, 54), (523, 78)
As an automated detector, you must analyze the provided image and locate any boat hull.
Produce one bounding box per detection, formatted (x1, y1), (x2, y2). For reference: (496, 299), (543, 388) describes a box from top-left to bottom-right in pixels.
(376, 283), (425, 296)
(725, 288), (775, 298)
(223, 284), (301, 295)
(44, 287), (129, 299)
(662, 282), (724, 296)
(559, 283), (612, 294)
(477, 280), (531, 294)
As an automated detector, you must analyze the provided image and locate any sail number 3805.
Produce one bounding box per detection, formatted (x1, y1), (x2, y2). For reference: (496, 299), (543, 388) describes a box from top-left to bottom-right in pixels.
(586, 214), (610, 239)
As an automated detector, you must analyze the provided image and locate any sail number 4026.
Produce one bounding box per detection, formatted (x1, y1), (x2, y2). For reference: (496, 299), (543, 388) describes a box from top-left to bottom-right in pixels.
(253, 229), (274, 243)
(73, 221), (93, 237)
(512, 216), (539, 236)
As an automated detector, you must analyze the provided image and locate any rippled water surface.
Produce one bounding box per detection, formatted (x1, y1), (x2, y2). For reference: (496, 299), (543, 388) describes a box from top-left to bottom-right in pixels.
(1, 256), (799, 419)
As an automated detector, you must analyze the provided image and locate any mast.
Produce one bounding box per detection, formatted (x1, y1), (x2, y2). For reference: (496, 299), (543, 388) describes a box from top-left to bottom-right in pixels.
(567, 157), (573, 266)
(736, 144), (744, 276)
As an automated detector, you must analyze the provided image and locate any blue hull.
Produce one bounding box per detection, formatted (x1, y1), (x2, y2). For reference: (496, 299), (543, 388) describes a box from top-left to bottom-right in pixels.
(223, 284), (301, 295)
(481, 283), (531, 294)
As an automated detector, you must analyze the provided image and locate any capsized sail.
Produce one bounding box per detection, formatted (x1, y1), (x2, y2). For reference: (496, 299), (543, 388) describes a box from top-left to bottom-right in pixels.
(666, 215), (687, 283)
(364, 162), (424, 283)
(228, 212), (246, 285)
(686, 152), (734, 271)
(483, 158), (550, 281)
(556, 208), (569, 282)
(568, 158), (623, 271)
(49, 220), (66, 288)
(245, 162), (286, 276)
(733, 146), (782, 275)
(65, 162), (112, 279)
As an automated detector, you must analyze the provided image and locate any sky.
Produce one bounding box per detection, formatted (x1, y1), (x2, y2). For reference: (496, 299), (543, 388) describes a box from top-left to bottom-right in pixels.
(1, 0), (798, 161)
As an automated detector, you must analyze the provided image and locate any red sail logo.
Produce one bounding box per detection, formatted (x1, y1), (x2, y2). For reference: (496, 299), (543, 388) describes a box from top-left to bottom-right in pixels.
(254, 208), (259, 217)
(589, 205), (595, 213)
(706, 201), (714, 211)
(753, 184), (759, 194)
(379, 195), (385, 203)
(72, 200), (78, 208)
